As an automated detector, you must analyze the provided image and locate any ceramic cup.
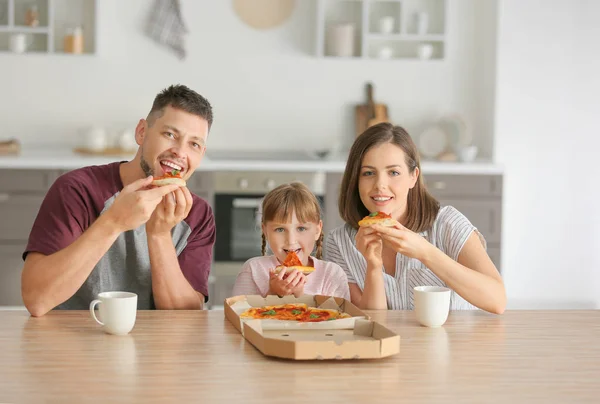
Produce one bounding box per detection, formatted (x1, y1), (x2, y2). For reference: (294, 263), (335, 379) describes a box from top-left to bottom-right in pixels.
(89, 292), (138, 335)
(327, 23), (355, 57)
(379, 16), (395, 34)
(414, 286), (451, 327)
(457, 145), (478, 163)
(417, 43), (434, 60)
(9, 33), (30, 53)
(378, 46), (393, 60)
(82, 127), (107, 151)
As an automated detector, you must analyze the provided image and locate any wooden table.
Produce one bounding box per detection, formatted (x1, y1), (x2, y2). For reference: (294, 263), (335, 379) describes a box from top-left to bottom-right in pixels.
(1, 310), (599, 403)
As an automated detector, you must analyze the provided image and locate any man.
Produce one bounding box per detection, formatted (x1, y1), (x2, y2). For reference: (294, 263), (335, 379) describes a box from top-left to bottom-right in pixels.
(22, 84), (215, 316)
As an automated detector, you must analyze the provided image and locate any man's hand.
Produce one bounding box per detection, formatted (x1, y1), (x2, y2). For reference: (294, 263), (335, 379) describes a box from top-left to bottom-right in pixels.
(104, 176), (181, 233)
(146, 186), (193, 236)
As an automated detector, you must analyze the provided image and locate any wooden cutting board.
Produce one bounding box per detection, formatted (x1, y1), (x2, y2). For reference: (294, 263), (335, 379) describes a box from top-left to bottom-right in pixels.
(355, 82), (389, 137)
(0, 139), (20, 155)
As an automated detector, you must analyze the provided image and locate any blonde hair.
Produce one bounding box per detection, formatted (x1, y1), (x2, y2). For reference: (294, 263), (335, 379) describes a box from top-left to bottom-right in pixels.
(260, 182), (323, 259)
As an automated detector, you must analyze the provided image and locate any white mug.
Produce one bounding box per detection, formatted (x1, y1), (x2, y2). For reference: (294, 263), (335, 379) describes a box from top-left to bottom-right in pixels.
(327, 23), (355, 57)
(415, 11), (429, 35)
(417, 43), (434, 60)
(378, 46), (393, 60)
(82, 127), (107, 151)
(89, 291), (138, 335)
(379, 16), (395, 34)
(414, 286), (451, 327)
(9, 33), (31, 54)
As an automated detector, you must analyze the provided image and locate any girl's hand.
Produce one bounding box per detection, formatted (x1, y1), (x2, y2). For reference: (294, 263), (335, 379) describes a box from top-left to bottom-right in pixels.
(371, 223), (433, 262)
(268, 268), (305, 297)
(355, 226), (383, 268)
(290, 275), (306, 298)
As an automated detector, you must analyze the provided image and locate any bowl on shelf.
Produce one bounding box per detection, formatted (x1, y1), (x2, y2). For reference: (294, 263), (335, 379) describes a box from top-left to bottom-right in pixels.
(457, 146), (478, 163)
(417, 44), (434, 60)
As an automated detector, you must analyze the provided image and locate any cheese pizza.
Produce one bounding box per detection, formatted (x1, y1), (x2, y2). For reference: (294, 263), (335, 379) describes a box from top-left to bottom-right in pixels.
(240, 303), (350, 322)
(358, 211), (397, 227)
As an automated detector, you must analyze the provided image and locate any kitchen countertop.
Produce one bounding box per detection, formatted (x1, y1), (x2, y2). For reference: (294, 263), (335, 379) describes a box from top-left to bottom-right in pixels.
(0, 148), (504, 174)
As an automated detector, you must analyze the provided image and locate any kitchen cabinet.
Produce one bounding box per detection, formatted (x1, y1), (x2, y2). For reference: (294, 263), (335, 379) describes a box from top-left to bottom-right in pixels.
(0, 0), (96, 54)
(316, 0), (447, 60)
(0, 169), (58, 306)
(324, 172), (503, 272)
(0, 244), (27, 306)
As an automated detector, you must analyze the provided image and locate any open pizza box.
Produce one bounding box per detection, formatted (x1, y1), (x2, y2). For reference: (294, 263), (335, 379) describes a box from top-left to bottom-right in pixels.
(224, 294), (400, 360)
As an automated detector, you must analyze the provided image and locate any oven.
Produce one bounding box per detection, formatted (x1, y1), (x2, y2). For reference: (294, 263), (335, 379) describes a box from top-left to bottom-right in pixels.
(207, 171), (325, 309)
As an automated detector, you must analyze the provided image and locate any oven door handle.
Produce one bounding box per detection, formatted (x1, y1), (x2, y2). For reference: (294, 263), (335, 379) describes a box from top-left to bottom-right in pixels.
(232, 198), (263, 209)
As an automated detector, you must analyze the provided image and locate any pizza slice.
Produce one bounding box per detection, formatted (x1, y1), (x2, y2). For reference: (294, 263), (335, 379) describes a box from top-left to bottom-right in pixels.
(358, 211), (398, 227)
(274, 251), (316, 276)
(152, 169), (186, 187)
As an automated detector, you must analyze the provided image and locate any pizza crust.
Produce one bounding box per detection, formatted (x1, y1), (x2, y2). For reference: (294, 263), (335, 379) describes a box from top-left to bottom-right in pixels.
(151, 177), (186, 187)
(274, 265), (316, 275)
(357, 217), (398, 227)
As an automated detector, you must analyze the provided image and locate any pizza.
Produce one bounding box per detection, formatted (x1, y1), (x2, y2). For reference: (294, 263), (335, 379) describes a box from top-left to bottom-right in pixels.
(358, 211), (397, 227)
(240, 303), (351, 322)
(274, 251), (316, 275)
(152, 169), (186, 187)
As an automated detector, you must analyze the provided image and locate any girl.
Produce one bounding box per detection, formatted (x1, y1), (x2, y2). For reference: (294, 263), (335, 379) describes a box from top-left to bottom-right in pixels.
(324, 123), (506, 313)
(232, 182), (350, 300)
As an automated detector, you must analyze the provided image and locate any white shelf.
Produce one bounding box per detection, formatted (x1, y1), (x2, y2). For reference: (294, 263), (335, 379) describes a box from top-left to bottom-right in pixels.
(316, 0), (447, 60)
(0, 0), (96, 55)
(0, 25), (49, 33)
(368, 33), (444, 41)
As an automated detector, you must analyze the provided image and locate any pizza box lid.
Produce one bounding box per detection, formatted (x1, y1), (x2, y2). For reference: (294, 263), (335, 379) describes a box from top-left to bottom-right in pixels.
(224, 294), (400, 360)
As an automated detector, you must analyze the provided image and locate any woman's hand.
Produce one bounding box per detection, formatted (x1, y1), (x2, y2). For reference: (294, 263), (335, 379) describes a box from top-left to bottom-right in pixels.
(371, 223), (433, 262)
(355, 226), (383, 268)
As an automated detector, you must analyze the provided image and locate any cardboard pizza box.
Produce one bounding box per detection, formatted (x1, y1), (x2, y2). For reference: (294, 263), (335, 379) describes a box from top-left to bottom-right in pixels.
(224, 294), (400, 360)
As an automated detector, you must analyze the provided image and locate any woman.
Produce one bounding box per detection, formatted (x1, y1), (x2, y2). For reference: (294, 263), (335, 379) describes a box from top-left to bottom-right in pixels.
(324, 123), (505, 313)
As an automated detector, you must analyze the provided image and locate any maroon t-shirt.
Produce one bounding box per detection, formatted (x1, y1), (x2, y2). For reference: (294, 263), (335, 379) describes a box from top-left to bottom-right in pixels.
(24, 162), (215, 309)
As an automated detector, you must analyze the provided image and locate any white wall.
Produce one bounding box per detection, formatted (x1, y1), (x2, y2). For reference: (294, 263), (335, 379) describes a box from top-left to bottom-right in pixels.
(495, 0), (600, 309)
(0, 0), (496, 158)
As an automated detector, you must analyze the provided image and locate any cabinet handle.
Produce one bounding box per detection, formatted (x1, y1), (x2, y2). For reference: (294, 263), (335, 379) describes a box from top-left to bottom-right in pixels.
(0, 193), (9, 202)
(430, 181), (446, 190)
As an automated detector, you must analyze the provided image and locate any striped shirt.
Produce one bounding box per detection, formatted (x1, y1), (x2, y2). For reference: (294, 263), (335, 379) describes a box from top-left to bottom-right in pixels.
(324, 206), (483, 310)
(231, 255), (350, 300)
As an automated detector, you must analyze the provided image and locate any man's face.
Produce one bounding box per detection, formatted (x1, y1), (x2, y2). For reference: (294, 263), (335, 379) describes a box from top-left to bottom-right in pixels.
(136, 105), (209, 180)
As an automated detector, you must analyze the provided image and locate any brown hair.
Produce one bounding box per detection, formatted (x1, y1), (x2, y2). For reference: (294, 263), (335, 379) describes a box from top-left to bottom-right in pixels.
(147, 84), (213, 129)
(338, 122), (440, 232)
(260, 182), (323, 259)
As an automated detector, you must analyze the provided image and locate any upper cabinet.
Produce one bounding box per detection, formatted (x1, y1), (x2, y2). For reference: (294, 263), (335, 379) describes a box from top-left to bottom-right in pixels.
(0, 0), (96, 55)
(316, 0), (446, 60)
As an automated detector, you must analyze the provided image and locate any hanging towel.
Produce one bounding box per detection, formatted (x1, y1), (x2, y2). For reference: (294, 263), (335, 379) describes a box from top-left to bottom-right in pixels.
(145, 0), (188, 60)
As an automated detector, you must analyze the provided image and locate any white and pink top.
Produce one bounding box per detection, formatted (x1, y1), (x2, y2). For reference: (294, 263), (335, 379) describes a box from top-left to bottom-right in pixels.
(231, 255), (350, 300)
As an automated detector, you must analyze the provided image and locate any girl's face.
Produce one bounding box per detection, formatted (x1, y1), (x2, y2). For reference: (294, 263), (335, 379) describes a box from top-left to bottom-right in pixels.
(262, 210), (322, 267)
(358, 142), (419, 222)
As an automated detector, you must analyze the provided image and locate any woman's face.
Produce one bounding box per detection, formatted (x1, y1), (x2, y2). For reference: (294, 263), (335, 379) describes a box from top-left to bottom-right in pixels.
(358, 142), (419, 222)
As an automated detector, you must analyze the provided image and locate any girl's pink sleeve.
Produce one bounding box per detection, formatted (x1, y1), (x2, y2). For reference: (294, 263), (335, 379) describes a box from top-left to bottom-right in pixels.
(232, 259), (268, 297)
(324, 263), (350, 300)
